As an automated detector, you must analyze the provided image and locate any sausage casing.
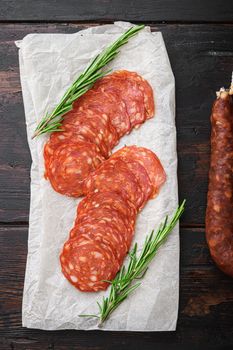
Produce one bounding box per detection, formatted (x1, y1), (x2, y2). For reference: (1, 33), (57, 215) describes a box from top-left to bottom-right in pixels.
(205, 88), (233, 277)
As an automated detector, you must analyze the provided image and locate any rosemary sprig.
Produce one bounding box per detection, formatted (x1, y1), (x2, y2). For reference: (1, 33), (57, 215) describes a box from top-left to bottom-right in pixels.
(32, 24), (145, 139)
(80, 200), (186, 324)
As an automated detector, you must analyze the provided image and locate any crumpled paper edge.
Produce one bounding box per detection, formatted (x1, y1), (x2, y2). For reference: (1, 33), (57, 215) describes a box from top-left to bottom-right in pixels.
(17, 21), (179, 332)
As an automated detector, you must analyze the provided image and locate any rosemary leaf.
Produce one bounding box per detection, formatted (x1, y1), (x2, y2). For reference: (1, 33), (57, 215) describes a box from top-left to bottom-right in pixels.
(32, 24), (144, 139)
(79, 200), (185, 325)
(79, 314), (100, 318)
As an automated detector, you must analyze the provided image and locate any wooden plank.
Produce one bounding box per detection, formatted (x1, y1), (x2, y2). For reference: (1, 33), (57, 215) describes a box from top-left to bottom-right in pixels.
(0, 0), (232, 23)
(0, 23), (233, 224)
(0, 226), (233, 349)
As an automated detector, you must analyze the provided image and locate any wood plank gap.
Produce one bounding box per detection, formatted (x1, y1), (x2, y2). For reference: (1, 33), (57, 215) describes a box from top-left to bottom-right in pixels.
(180, 223), (205, 229)
(0, 20), (233, 25)
(0, 222), (29, 227)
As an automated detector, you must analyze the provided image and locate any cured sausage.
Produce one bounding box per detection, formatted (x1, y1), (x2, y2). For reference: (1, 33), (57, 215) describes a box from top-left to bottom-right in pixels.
(206, 86), (233, 277)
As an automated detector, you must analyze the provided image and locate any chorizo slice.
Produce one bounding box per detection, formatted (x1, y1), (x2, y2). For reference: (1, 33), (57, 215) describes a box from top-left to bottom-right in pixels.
(62, 109), (116, 158)
(93, 71), (146, 128)
(74, 206), (135, 246)
(73, 216), (134, 249)
(111, 146), (166, 197)
(206, 87), (233, 277)
(83, 158), (145, 210)
(45, 141), (104, 197)
(44, 133), (86, 173)
(107, 156), (153, 208)
(69, 221), (129, 262)
(77, 191), (137, 227)
(113, 70), (155, 119)
(76, 88), (131, 137)
(60, 236), (120, 292)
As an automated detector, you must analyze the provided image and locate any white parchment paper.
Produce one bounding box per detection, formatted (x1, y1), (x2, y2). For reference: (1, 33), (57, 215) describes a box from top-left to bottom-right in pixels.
(17, 22), (178, 331)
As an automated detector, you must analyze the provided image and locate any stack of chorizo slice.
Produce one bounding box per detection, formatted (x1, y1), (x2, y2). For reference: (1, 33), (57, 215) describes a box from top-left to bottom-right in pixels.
(60, 146), (166, 292)
(44, 70), (155, 197)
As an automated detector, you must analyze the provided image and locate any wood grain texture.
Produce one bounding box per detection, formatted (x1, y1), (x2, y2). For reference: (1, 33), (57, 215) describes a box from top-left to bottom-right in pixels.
(0, 0), (233, 23)
(0, 4), (232, 348)
(1, 226), (233, 349)
(0, 23), (233, 224)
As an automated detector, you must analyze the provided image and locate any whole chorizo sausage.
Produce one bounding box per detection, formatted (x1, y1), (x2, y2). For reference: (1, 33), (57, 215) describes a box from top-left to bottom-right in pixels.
(205, 83), (233, 277)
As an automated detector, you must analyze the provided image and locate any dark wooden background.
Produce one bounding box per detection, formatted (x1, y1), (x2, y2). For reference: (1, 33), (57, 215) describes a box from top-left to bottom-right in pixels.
(1, 1), (233, 349)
